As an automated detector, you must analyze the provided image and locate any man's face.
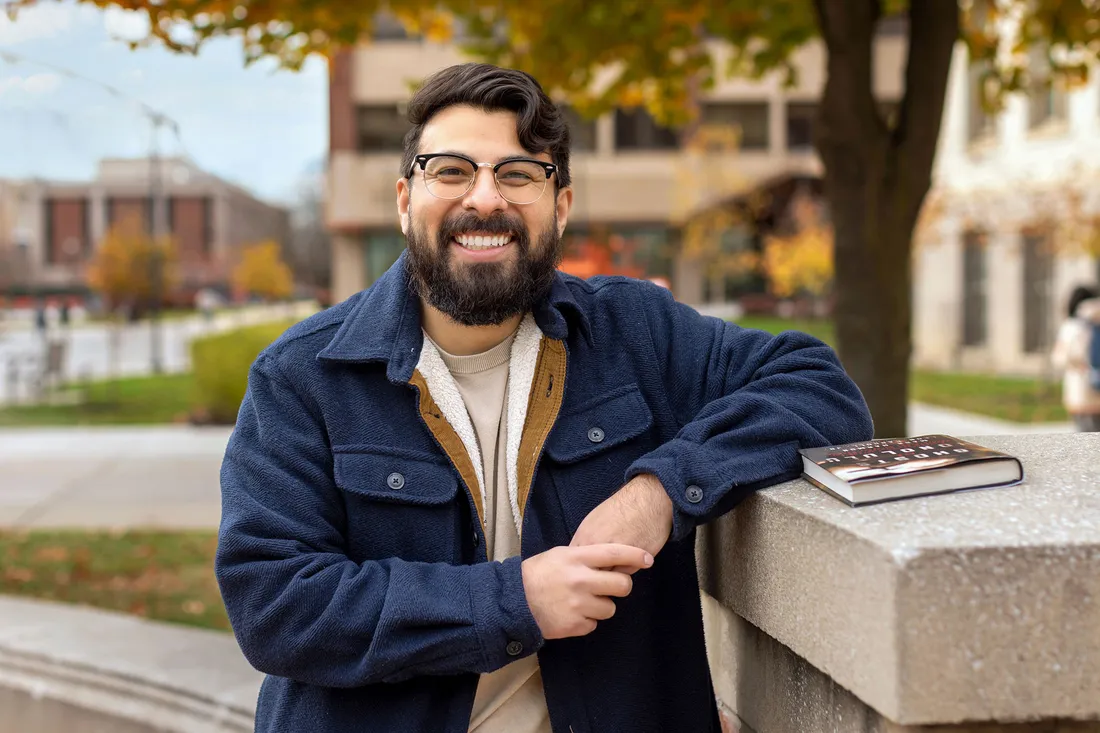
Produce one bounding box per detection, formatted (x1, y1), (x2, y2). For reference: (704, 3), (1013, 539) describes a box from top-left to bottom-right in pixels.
(396, 105), (573, 326)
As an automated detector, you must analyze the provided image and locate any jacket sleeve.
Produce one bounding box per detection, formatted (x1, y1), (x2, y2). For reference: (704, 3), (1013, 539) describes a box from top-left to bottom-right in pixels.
(623, 284), (875, 542)
(215, 354), (542, 688)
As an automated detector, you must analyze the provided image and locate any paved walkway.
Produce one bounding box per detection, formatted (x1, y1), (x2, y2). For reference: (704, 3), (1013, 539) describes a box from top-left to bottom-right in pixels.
(0, 425), (232, 530)
(0, 404), (1075, 531)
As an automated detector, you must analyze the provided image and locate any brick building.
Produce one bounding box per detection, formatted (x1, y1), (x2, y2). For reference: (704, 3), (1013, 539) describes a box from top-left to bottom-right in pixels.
(0, 157), (290, 304)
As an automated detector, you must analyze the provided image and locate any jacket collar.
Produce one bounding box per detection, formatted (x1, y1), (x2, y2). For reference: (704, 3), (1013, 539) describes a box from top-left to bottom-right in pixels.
(316, 250), (591, 383)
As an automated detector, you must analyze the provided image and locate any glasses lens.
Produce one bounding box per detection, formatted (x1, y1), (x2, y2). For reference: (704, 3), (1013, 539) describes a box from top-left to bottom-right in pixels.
(423, 156), (475, 199)
(495, 161), (548, 204)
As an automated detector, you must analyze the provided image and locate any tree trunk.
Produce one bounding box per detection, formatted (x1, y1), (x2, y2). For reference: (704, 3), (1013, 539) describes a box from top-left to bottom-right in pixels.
(812, 0), (959, 438)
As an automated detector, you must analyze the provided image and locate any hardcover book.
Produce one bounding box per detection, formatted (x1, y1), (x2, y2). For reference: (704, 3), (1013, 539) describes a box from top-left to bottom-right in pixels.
(799, 434), (1024, 507)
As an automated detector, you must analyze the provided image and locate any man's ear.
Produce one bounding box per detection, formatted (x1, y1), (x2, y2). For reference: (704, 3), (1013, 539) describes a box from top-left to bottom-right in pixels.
(397, 178), (411, 235)
(555, 186), (573, 237)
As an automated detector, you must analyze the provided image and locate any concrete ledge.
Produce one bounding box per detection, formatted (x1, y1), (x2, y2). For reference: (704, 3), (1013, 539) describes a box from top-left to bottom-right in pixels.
(702, 593), (1100, 733)
(0, 596), (261, 732)
(698, 433), (1100, 727)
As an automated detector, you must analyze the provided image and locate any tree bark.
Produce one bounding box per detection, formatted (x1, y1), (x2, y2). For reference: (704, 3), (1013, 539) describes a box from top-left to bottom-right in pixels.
(812, 0), (959, 437)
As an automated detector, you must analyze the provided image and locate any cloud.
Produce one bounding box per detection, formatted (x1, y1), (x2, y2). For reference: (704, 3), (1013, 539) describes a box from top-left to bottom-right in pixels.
(22, 72), (62, 94)
(0, 3), (83, 45)
(103, 7), (150, 43)
(0, 72), (63, 98)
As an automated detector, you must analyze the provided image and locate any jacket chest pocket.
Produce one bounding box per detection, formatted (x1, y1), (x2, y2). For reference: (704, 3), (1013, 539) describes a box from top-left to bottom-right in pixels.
(333, 448), (466, 563)
(543, 386), (656, 534)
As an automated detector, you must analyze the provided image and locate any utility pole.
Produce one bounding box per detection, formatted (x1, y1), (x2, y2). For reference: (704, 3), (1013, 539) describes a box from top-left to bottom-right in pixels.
(147, 110), (171, 375)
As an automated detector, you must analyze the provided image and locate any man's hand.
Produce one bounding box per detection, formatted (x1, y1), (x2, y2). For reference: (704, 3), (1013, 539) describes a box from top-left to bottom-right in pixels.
(521, 543), (652, 640)
(570, 474), (674, 562)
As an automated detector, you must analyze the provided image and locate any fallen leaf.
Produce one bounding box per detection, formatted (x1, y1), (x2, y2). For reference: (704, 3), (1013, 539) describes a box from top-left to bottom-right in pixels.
(5, 568), (34, 583)
(35, 546), (70, 563)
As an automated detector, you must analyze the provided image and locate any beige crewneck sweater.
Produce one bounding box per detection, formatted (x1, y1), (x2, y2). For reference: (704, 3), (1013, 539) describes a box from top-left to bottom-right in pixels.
(426, 331), (551, 733)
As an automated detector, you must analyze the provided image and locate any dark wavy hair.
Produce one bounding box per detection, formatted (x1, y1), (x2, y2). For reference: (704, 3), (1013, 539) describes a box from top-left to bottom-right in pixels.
(1068, 285), (1099, 318)
(400, 63), (571, 189)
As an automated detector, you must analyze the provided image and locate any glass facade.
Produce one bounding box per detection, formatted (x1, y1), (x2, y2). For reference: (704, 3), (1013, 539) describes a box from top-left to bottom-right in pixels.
(364, 230), (405, 286)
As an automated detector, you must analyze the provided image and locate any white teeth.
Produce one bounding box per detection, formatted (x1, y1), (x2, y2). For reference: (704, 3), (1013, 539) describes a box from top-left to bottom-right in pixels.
(455, 233), (512, 250)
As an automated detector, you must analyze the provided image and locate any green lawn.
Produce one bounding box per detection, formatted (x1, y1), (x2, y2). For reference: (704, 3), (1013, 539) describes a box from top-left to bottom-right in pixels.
(0, 530), (228, 632)
(734, 316), (838, 346)
(735, 316), (1067, 424)
(0, 373), (195, 427)
(910, 370), (1066, 423)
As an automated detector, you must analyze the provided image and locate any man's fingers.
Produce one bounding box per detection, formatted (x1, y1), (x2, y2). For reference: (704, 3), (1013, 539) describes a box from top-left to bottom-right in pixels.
(585, 569), (633, 598)
(575, 543), (653, 570)
(586, 597), (617, 621)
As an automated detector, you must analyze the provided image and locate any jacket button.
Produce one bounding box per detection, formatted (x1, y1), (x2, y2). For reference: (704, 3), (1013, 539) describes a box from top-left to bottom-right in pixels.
(472, 530), (480, 547)
(587, 427), (605, 443)
(387, 473), (405, 490)
(685, 485), (704, 504)
(506, 640), (523, 656)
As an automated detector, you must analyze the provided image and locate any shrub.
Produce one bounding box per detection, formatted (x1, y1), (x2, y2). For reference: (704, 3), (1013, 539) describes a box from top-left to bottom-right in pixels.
(190, 321), (294, 424)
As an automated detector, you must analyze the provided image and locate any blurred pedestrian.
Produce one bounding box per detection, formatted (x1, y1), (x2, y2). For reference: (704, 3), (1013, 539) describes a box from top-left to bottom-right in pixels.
(1051, 285), (1100, 432)
(34, 299), (47, 338)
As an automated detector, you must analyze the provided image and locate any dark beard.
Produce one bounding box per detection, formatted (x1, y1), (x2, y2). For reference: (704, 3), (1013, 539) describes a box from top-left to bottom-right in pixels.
(404, 209), (563, 327)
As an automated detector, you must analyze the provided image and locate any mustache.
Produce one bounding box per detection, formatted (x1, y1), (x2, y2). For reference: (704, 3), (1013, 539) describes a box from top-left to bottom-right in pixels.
(438, 212), (527, 242)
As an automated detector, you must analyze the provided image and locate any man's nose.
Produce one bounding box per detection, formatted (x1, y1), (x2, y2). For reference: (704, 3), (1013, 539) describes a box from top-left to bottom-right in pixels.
(462, 166), (508, 217)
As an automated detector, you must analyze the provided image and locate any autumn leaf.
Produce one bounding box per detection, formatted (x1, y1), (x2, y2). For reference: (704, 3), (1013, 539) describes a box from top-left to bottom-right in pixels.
(34, 546), (70, 563)
(762, 222), (834, 299)
(232, 240), (295, 301)
(4, 567), (34, 583)
(87, 214), (179, 311)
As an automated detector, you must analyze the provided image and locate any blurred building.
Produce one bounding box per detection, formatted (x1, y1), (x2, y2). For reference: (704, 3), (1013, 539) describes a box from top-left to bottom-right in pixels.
(324, 20), (910, 305)
(913, 50), (1100, 375)
(0, 179), (36, 299)
(0, 157), (290, 304)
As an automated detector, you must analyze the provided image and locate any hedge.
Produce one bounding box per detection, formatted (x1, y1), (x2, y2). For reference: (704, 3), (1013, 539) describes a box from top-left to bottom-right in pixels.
(190, 321), (294, 424)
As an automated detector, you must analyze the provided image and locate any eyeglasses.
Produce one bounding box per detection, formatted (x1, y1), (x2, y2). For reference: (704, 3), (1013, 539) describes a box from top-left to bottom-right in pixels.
(410, 153), (557, 205)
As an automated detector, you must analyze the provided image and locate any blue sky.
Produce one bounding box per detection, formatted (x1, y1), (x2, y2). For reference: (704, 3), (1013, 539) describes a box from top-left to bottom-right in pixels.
(0, 2), (328, 205)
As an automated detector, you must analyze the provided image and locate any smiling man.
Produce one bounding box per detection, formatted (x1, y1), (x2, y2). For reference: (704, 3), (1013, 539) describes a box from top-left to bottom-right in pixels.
(215, 63), (874, 733)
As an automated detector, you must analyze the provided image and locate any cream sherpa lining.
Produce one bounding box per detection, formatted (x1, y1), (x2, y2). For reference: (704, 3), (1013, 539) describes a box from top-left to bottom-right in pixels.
(415, 314), (543, 535)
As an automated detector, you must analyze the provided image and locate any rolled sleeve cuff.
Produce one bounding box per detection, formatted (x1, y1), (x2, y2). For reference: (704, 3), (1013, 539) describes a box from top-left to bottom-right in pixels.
(468, 556), (544, 671)
(626, 439), (719, 543)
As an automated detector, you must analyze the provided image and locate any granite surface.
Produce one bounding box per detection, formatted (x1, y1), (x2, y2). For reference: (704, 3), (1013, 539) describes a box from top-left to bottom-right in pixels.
(702, 593), (1100, 733)
(698, 433), (1100, 725)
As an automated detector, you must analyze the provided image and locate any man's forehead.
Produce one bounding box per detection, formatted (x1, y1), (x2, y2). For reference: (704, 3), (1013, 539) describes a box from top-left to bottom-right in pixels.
(419, 105), (551, 162)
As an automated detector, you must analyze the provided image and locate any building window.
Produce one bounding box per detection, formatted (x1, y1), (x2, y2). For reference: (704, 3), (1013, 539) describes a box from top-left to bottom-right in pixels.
(614, 108), (679, 151)
(961, 231), (987, 347)
(203, 198), (214, 255)
(1028, 82), (1068, 129)
(559, 105), (597, 152)
(786, 102), (817, 150)
(44, 198), (90, 265)
(371, 12), (412, 40)
(357, 105), (412, 153)
(364, 231), (405, 286)
(1027, 45), (1068, 130)
(876, 12), (909, 36)
(967, 62), (996, 142)
(701, 102), (770, 151)
(1022, 231), (1054, 354)
(107, 197), (152, 233)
